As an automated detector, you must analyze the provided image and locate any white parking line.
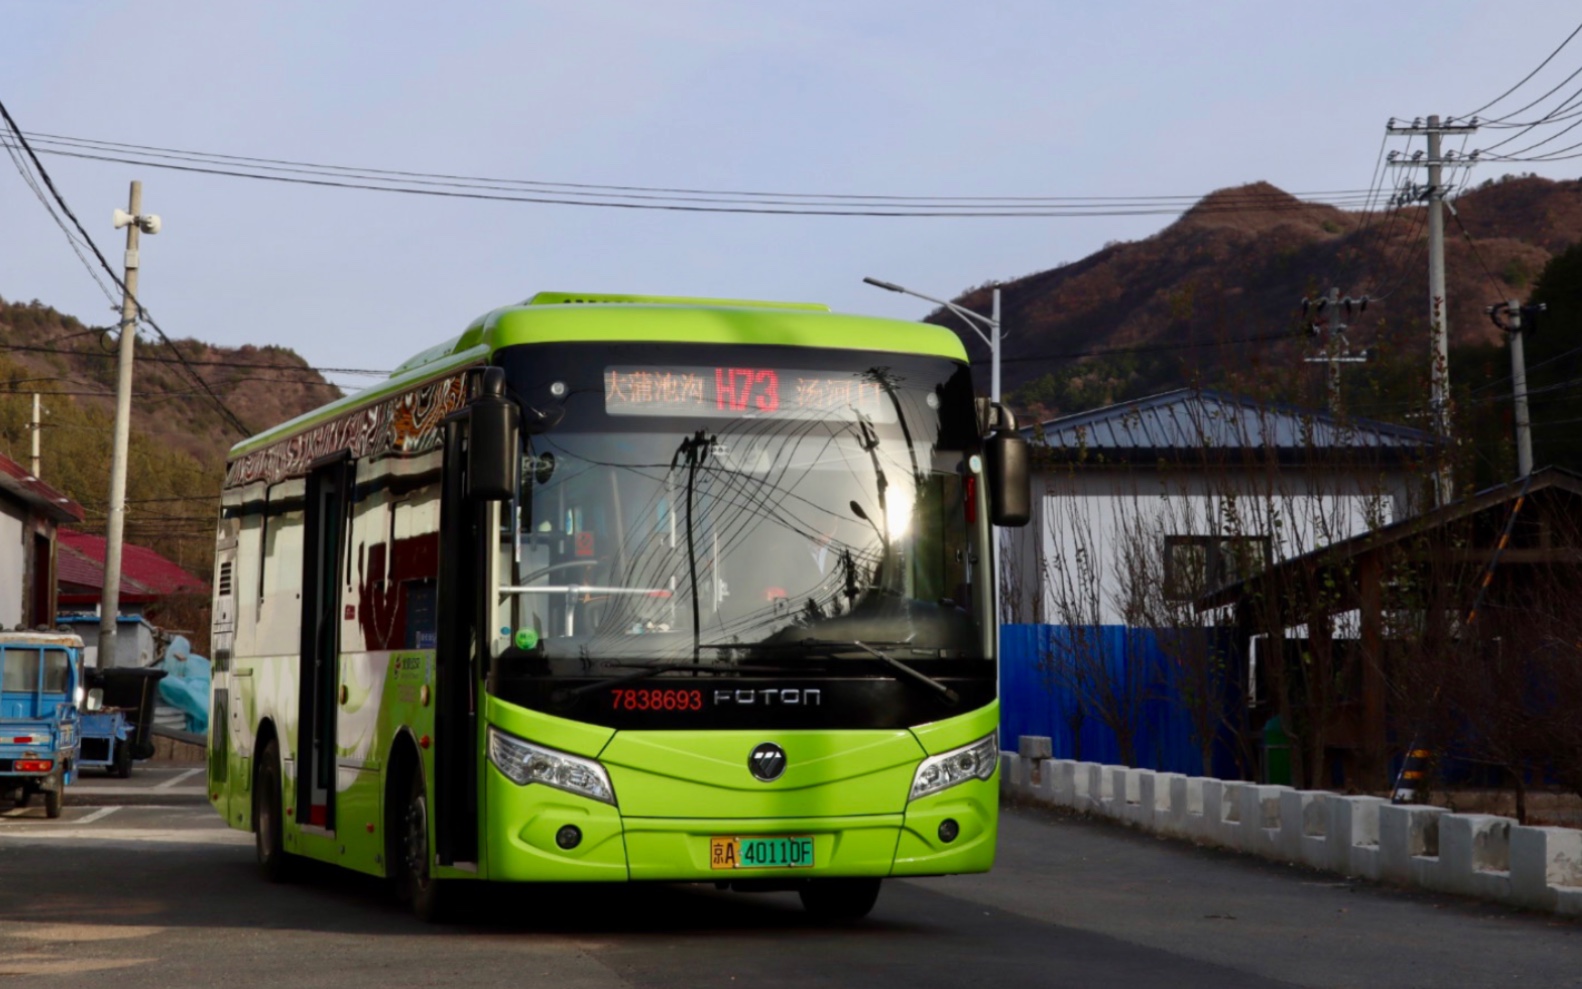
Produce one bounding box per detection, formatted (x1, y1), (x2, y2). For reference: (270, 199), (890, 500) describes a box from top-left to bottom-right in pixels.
(76, 806), (120, 825)
(67, 786), (206, 796)
(155, 768), (203, 790)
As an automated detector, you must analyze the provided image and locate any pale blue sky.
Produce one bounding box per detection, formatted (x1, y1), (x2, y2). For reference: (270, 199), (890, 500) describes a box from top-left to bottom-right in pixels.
(3, 1), (1579, 390)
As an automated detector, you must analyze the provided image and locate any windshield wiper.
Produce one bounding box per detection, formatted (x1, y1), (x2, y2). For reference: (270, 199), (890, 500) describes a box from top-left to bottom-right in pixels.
(785, 638), (959, 705)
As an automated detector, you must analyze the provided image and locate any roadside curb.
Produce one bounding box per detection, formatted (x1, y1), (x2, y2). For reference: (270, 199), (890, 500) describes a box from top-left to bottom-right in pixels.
(1001, 745), (1582, 921)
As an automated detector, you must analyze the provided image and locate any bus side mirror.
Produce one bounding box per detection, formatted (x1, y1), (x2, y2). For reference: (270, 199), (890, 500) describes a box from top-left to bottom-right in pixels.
(468, 367), (521, 502)
(984, 404), (1031, 527)
(83, 688), (103, 713)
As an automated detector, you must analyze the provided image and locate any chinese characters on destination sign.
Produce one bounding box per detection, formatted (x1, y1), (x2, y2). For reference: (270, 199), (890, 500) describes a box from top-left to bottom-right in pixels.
(603, 366), (898, 422)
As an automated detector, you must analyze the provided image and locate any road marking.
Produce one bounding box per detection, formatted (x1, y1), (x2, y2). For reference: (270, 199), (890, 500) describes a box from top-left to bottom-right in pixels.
(67, 786), (206, 796)
(76, 806), (120, 825)
(0, 827), (250, 845)
(155, 768), (203, 790)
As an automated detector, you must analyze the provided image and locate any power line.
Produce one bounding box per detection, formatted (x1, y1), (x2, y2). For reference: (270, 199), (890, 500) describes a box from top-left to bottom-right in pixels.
(0, 101), (252, 436)
(1463, 18), (1582, 118)
(0, 134), (1385, 218)
(14, 129), (1386, 207)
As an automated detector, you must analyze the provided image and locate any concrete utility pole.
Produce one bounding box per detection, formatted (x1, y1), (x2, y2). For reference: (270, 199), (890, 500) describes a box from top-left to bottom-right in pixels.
(1386, 115), (1480, 504)
(29, 394), (41, 478)
(1487, 300), (1545, 477)
(100, 181), (160, 666)
(1301, 287), (1370, 413)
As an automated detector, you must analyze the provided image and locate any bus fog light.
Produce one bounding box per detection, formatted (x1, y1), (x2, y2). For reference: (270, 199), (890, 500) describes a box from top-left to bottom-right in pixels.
(909, 734), (997, 802)
(487, 726), (616, 805)
(555, 825), (583, 849)
(938, 818), (960, 843)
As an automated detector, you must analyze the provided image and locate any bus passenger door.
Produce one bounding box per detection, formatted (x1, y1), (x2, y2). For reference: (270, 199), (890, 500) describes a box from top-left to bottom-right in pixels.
(434, 418), (481, 866)
(298, 458), (349, 832)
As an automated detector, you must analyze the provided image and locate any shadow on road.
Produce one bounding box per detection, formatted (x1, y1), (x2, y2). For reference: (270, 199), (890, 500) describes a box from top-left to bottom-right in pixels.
(0, 841), (923, 938)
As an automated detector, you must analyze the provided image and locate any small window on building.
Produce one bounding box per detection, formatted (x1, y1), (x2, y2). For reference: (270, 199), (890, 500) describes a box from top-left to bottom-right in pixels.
(217, 562), (234, 597)
(1163, 535), (1270, 601)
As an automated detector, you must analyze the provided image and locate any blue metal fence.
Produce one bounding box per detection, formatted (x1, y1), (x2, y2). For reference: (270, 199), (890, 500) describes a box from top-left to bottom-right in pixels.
(999, 623), (1241, 777)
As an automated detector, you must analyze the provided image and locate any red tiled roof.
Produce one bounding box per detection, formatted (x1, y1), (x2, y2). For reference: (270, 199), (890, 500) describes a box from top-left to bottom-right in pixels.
(57, 529), (208, 604)
(0, 453), (84, 523)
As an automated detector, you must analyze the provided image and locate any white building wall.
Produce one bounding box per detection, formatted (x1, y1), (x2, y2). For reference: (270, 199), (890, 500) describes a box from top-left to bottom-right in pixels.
(1009, 466), (1408, 627)
(0, 502), (24, 630)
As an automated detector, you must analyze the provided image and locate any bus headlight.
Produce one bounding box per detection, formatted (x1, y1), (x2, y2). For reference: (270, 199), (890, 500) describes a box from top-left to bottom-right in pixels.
(909, 733), (998, 802)
(487, 726), (615, 805)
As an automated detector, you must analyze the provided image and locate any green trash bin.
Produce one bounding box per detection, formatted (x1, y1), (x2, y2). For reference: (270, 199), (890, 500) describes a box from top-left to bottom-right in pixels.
(1262, 715), (1292, 786)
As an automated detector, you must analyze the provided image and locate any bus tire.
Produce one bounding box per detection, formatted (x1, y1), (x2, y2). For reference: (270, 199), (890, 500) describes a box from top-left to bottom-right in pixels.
(798, 878), (881, 921)
(256, 739), (296, 883)
(43, 785), (61, 819)
(401, 767), (449, 923)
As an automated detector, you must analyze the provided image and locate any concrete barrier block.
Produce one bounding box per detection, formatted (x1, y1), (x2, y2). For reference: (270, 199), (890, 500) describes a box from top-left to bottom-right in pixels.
(1018, 736), (1053, 760)
(1198, 779), (1226, 844)
(1049, 760), (1079, 807)
(1168, 776), (1205, 841)
(1437, 814), (1512, 897)
(1217, 782), (1249, 848)
(1380, 804), (1446, 885)
(1278, 790), (1324, 864)
(1150, 773), (1185, 837)
(1554, 886), (1582, 918)
(1098, 766), (1129, 820)
(1083, 763), (1109, 814)
(1124, 770), (1163, 828)
(1238, 785), (1289, 858)
(1327, 795), (1385, 878)
(1511, 825), (1582, 910)
(999, 752), (1014, 789)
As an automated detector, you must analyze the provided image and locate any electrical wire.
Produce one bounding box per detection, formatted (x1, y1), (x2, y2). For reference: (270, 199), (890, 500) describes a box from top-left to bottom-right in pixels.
(1463, 18), (1582, 119)
(0, 100), (252, 436)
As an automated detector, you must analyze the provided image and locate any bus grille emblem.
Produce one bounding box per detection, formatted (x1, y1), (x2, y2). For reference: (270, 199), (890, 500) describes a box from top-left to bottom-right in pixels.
(748, 742), (787, 782)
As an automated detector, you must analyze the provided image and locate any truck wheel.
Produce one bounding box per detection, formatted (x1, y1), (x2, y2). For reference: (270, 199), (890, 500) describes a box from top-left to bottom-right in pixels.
(12, 788), (29, 809)
(799, 878), (881, 921)
(113, 741), (133, 779)
(256, 739), (296, 883)
(43, 786), (61, 819)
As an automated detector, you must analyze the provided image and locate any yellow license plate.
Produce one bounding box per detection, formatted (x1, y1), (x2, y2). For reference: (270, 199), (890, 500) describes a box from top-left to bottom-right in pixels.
(709, 835), (815, 870)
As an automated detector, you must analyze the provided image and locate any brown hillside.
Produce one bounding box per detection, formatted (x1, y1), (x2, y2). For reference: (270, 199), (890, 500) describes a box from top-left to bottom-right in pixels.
(941, 175), (1582, 418)
(0, 298), (341, 468)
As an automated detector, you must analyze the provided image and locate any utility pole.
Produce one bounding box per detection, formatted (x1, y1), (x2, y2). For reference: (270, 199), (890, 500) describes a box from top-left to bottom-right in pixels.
(29, 394), (41, 478)
(1487, 300), (1545, 477)
(100, 182), (160, 667)
(1387, 115), (1479, 504)
(1301, 288), (1370, 413)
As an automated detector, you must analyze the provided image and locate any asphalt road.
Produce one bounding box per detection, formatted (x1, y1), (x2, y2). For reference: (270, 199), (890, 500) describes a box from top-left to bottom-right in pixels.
(0, 767), (1578, 987)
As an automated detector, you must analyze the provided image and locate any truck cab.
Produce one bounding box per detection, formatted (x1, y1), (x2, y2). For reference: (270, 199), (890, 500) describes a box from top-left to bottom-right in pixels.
(0, 631), (84, 818)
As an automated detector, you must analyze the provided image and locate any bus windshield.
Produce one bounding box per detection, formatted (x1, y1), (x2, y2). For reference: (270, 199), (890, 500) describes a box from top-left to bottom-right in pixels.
(491, 343), (985, 666)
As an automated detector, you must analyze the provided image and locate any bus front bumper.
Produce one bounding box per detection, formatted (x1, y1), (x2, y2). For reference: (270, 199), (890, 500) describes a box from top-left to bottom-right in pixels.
(482, 767), (997, 882)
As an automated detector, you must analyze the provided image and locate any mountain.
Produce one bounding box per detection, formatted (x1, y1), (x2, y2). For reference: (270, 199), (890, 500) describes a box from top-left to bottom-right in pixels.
(0, 297), (341, 578)
(936, 175), (1582, 421)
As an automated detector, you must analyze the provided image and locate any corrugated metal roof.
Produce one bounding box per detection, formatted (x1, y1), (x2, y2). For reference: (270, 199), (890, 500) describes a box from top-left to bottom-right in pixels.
(57, 530), (208, 603)
(0, 454), (84, 523)
(1034, 389), (1434, 457)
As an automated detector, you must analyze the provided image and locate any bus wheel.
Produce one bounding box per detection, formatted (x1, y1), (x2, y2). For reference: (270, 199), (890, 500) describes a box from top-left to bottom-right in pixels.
(43, 785), (61, 819)
(799, 878), (881, 921)
(256, 739), (296, 883)
(402, 769), (449, 923)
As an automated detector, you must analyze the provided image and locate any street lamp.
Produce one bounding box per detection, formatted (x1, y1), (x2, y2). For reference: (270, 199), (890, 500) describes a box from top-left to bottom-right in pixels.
(861, 277), (1002, 406)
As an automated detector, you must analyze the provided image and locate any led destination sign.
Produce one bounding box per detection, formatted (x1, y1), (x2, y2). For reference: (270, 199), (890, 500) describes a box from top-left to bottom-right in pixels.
(604, 366), (899, 422)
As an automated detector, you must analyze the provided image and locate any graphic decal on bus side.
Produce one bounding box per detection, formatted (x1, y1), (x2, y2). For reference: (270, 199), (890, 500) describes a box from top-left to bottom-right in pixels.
(225, 371), (474, 489)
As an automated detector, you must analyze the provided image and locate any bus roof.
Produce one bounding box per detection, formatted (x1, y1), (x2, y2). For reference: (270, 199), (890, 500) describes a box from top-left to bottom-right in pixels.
(230, 294), (969, 459)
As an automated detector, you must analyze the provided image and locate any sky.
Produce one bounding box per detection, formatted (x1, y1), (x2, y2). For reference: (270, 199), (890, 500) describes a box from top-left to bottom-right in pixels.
(3, 1), (1581, 396)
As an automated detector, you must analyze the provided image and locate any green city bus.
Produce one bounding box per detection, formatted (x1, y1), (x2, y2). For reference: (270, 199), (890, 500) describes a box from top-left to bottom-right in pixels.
(206, 292), (1029, 921)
